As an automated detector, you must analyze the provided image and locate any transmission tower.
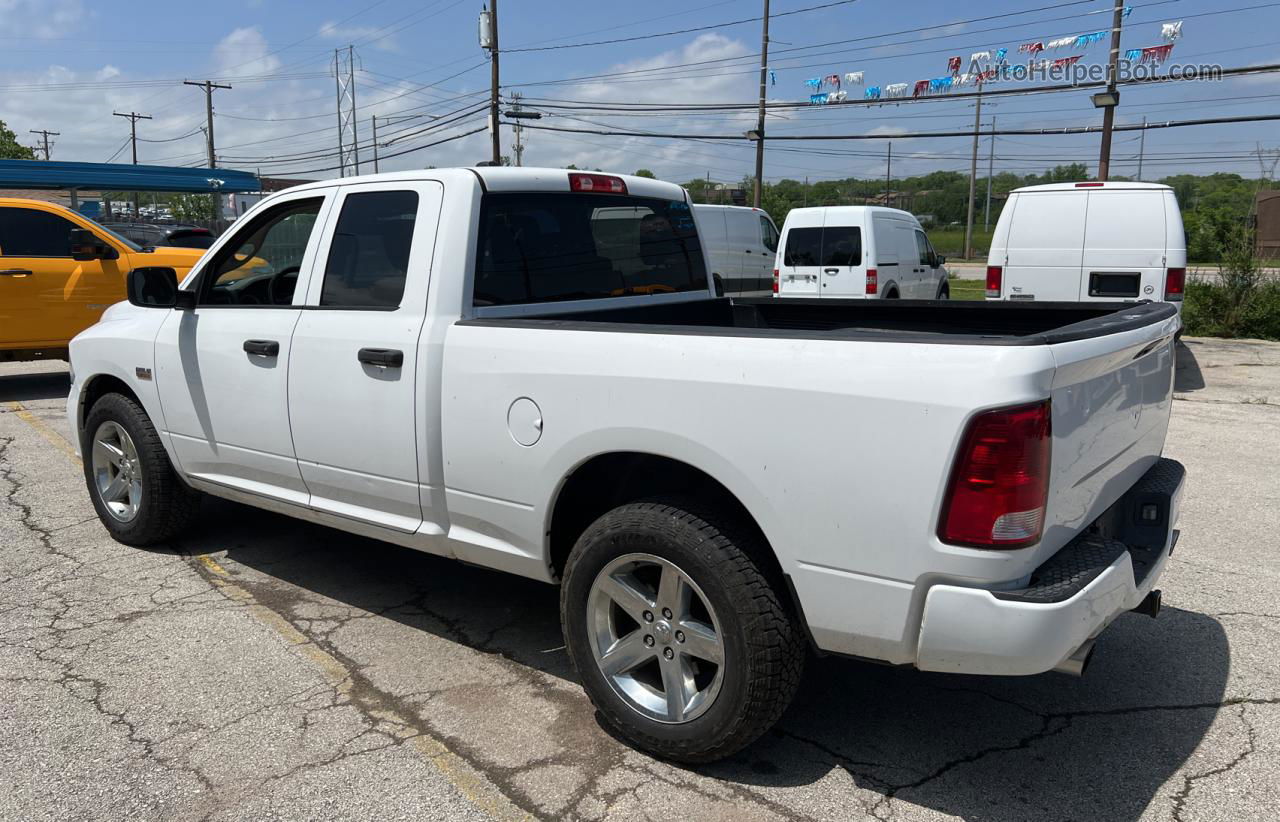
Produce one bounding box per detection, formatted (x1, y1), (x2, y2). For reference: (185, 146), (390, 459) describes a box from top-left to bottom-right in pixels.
(333, 45), (360, 176)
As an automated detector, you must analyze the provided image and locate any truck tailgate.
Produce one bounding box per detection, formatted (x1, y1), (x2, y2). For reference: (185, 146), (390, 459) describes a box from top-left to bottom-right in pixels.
(1040, 307), (1180, 555)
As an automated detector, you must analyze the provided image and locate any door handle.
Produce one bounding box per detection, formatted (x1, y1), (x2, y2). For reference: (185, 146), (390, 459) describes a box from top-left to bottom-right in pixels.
(0, 269), (33, 277)
(358, 347), (403, 368)
(823, 268), (839, 275)
(243, 339), (280, 357)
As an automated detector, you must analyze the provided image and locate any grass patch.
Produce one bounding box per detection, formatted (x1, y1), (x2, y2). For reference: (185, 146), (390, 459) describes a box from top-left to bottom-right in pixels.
(927, 228), (995, 259)
(948, 278), (987, 301)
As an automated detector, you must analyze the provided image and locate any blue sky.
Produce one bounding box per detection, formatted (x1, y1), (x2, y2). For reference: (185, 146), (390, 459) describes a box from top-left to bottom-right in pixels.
(1, 0), (1277, 184)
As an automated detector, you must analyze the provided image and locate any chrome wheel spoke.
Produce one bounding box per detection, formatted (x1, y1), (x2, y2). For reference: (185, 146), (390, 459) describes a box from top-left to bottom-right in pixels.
(678, 619), (722, 665)
(656, 563), (691, 620)
(598, 573), (656, 624)
(598, 630), (654, 677)
(659, 655), (692, 722)
(101, 473), (131, 502)
(94, 439), (125, 467)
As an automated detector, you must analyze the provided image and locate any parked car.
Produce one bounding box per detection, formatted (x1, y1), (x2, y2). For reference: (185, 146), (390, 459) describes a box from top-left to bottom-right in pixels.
(773, 205), (949, 299)
(101, 222), (217, 250)
(985, 181), (1187, 306)
(0, 198), (206, 363)
(68, 168), (1184, 763)
(692, 204), (779, 294)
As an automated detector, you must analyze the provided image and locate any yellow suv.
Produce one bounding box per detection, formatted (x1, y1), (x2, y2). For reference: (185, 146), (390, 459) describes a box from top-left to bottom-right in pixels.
(0, 198), (207, 362)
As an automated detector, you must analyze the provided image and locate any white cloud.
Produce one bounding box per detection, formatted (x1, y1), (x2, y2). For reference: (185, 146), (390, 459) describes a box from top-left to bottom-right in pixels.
(0, 0), (83, 39)
(214, 27), (282, 78)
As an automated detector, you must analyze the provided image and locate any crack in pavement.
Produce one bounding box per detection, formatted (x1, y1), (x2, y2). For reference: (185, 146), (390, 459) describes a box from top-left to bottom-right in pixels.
(1169, 703), (1259, 822)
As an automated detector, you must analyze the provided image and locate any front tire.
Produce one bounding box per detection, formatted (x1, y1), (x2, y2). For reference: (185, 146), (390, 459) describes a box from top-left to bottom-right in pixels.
(83, 392), (200, 546)
(561, 499), (805, 763)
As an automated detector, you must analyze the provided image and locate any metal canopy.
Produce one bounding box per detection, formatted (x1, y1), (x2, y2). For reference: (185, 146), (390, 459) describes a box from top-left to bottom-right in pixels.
(0, 159), (260, 194)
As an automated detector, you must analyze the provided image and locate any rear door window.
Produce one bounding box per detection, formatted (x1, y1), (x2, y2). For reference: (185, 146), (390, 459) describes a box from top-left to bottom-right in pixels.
(475, 193), (707, 306)
(320, 190), (419, 309)
(822, 226), (862, 266)
(783, 227), (822, 266)
(760, 216), (779, 252)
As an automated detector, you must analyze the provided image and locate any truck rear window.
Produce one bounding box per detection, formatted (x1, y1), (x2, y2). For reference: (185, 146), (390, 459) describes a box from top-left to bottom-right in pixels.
(474, 193), (708, 306)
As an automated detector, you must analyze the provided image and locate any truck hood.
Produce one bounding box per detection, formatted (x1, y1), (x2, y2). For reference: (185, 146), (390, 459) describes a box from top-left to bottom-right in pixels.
(131, 246), (206, 274)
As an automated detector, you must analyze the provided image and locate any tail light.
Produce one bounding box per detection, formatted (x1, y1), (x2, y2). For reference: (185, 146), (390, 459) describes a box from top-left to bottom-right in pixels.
(772, 269), (779, 293)
(866, 268), (878, 295)
(986, 265), (1003, 298)
(1164, 267), (1185, 301)
(568, 172), (627, 194)
(938, 401), (1052, 549)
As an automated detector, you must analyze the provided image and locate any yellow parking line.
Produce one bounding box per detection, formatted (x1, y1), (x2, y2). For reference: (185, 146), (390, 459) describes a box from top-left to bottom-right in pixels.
(9, 405), (529, 820)
(5, 401), (81, 463)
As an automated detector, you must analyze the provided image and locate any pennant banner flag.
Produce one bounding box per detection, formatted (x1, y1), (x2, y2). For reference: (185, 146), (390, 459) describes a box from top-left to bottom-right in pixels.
(844, 71), (864, 85)
(1161, 21), (1183, 40)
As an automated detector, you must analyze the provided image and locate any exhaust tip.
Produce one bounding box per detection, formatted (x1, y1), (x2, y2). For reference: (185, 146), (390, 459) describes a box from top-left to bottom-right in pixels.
(1053, 640), (1096, 677)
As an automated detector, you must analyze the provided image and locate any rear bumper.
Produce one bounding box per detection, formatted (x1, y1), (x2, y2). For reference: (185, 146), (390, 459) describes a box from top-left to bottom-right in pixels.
(915, 458), (1185, 676)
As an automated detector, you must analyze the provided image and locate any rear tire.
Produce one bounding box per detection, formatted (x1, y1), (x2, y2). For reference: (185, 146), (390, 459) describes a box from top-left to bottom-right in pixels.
(83, 392), (200, 546)
(561, 498), (805, 763)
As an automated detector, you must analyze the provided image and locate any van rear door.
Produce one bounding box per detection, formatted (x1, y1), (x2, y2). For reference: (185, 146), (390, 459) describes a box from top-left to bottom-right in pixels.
(1001, 192), (1086, 301)
(1080, 190), (1166, 303)
(777, 210), (823, 297)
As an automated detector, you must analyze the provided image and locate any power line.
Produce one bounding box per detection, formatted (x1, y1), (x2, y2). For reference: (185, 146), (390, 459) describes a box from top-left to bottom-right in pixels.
(501, 0), (862, 52)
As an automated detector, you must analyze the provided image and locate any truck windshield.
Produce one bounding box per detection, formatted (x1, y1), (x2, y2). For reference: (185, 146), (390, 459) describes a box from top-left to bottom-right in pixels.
(474, 193), (708, 306)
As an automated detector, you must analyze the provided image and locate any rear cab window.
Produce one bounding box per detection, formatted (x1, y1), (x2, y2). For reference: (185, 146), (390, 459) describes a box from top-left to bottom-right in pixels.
(474, 193), (708, 307)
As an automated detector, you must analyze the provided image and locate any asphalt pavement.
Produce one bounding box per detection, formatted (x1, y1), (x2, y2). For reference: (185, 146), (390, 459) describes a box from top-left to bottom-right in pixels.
(1, 339), (1277, 821)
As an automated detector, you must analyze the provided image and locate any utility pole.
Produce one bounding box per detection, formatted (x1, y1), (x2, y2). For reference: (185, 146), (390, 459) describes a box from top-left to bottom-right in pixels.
(114, 111), (152, 218)
(1137, 116), (1147, 180)
(985, 115), (996, 231)
(885, 142), (892, 207)
(184, 79), (232, 224)
(1096, 0), (1126, 180)
(964, 90), (984, 260)
(28, 129), (59, 161)
(511, 91), (525, 166)
(751, 0), (771, 208)
(371, 114), (379, 173)
(482, 1), (501, 165)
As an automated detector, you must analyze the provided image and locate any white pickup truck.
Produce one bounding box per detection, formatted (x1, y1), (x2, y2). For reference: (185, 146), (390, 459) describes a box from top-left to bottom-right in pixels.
(68, 168), (1185, 763)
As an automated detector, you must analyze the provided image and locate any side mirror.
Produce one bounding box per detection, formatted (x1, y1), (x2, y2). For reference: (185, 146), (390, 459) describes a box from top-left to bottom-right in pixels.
(70, 228), (118, 261)
(128, 267), (193, 309)
(936, 255), (946, 268)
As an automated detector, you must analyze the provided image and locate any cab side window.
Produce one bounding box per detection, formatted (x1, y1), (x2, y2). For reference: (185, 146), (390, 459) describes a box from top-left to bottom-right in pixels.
(914, 230), (933, 267)
(0, 208), (78, 257)
(760, 216), (779, 253)
(198, 198), (323, 307)
(319, 190), (419, 309)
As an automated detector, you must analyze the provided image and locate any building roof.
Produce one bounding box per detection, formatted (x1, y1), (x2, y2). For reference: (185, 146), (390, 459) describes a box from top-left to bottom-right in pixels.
(0, 159), (260, 194)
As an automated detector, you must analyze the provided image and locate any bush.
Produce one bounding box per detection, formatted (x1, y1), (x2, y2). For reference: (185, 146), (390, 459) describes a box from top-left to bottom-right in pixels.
(1182, 236), (1280, 340)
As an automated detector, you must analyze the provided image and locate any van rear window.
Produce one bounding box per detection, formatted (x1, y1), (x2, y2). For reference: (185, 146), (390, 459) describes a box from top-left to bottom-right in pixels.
(783, 226), (862, 267)
(474, 193), (708, 307)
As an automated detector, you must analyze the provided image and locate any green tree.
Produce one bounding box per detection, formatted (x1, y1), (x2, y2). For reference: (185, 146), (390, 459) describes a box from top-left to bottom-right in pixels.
(634, 168), (656, 178)
(170, 194), (214, 224)
(0, 119), (36, 160)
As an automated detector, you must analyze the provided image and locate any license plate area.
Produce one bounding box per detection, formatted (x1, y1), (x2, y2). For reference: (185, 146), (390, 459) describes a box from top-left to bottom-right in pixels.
(1089, 272), (1140, 298)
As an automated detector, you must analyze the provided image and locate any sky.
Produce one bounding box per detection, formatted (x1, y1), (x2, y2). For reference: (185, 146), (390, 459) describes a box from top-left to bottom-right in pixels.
(1, 0), (1278, 185)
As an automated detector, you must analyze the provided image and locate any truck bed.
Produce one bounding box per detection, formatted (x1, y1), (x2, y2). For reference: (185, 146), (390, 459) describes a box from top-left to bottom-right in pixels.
(462, 297), (1177, 345)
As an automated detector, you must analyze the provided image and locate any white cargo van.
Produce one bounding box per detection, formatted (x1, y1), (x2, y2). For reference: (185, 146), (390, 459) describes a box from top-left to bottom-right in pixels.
(986, 182), (1187, 305)
(773, 206), (949, 299)
(692, 204), (779, 294)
